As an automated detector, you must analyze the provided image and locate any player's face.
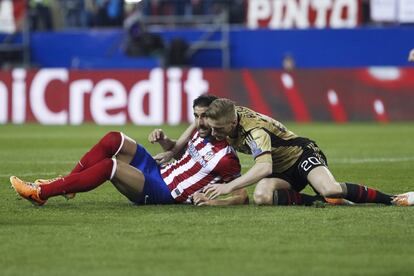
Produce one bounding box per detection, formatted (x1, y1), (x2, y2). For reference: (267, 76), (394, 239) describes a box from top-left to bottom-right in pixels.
(207, 117), (234, 141)
(193, 106), (211, 138)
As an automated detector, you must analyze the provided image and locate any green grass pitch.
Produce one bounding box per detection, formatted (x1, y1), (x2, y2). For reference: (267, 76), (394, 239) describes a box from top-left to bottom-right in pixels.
(1, 123), (414, 275)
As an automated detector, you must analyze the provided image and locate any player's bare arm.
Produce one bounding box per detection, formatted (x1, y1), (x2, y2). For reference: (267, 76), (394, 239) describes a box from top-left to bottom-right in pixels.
(171, 122), (197, 153)
(148, 128), (176, 151)
(204, 160), (272, 199)
(152, 123), (196, 164)
(192, 189), (249, 206)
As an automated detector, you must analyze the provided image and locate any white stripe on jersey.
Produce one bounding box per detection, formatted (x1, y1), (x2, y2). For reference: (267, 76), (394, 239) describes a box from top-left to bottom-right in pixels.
(181, 175), (222, 204)
(161, 135), (204, 184)
(160, 131), (237, 201)
(172, 147), (230, 193)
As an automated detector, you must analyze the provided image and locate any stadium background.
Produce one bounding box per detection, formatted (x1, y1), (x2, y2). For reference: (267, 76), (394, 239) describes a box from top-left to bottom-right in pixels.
(1, 1), (414, 275)
(1, 0), (414, 125)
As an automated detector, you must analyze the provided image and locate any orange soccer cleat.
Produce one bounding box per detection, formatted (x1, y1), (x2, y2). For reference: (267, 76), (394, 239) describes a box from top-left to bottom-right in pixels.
(35, 176), (76, 200)
(10, 176), (47, 206)
(392, 192), (414, 206)
(324, 197), (354, 206)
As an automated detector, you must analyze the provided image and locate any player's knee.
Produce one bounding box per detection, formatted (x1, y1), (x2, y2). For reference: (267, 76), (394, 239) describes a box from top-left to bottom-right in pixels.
(100, 131), (122, 152)
(253, 189), (273, 205)
(253, 179), (276, 205)
(102, 131), (121, 143)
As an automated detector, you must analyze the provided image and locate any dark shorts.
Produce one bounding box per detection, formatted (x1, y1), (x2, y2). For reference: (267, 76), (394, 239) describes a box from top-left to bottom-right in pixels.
(129, 144), (176, 205)
(266, 142), (328, 192)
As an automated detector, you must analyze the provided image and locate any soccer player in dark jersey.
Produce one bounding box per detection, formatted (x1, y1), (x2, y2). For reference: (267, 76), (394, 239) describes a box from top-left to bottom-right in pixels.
(202, 98), (414, 206)
(10, 95), (248, 207)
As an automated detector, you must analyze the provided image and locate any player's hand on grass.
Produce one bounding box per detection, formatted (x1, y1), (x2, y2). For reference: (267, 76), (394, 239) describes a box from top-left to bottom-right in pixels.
(153, 151), (174, 165)
(409, 49), (414, 62)
(148, 129), (167, 144)
(192, 192), (210, 206)
(203, 183), (232, 199)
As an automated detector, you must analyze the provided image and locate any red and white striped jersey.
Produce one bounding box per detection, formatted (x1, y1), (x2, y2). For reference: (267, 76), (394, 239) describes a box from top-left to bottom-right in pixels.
(160, 131), (241, 203)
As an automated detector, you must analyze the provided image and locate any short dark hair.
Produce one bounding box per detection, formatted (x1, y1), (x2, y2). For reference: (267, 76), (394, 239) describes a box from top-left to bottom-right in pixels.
(193, 94), (218, 108)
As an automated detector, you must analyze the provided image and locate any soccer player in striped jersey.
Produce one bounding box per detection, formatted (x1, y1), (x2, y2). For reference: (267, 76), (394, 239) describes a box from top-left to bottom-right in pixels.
(202, 98), (414, 207)
(11, 95), (248, 206)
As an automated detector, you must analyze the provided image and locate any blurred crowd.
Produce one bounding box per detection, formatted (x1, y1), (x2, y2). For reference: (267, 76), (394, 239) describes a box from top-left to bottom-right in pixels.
(0, 0), (405, 32)
(28, 0), (245, 31)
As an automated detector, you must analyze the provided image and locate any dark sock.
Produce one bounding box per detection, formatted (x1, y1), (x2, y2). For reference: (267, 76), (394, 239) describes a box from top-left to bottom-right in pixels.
(342, 182), (393, 205)
(70, 132), (122, 174)
(273, 189), (323, 206)
(40, 158), (114, 199)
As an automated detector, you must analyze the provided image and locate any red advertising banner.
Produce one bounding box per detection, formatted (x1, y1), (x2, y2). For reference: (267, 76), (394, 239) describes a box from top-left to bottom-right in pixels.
(247, 0), (361, 29)
(0, 67), (413, 125)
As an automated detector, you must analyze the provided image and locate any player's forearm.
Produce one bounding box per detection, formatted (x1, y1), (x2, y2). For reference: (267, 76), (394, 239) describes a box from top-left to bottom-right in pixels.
(169, 123), (196, 155)
(207, 189), (249, 206)
(227, 162), (272, 192)
(158, 138), (176, 151)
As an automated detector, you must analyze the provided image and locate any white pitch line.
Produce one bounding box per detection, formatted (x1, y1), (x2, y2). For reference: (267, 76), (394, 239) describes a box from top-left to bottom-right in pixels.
(0, 172), (65, 178)
(4, 156), (414, 167)
(330, 156), (414, 164)
(7, 156), (414, 166)
(1, 157), (413, 176)
(6, 161), (77, 165)
(240, 156), (414, 168)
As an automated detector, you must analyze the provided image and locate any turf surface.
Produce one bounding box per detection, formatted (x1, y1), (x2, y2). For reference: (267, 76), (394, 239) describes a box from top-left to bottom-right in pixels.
(1, 123), (414, 275)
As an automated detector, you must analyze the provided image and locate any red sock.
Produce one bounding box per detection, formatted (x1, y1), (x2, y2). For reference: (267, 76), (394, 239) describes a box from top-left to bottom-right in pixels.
(70, 132), (122, 174)
(40, 158), (115, 200)
(344, 182), (392, 205)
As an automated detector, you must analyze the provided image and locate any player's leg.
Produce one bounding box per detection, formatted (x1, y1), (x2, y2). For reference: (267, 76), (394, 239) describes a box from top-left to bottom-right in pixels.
(306, 166), (342, 197)
(11, 158), (116, 205)
(307, 166), (394, 205)
(252, 146), (328, 206)
(114, 134), (138, 164)
(40, 158), (116, 199)
(35, 175), (75, 200)
(111, 160), (146, 203)
(39, 132), (136, 200)
(34, 132), (127, 200)
(254, 177), (328, 206)
(253, 178), (291, 205)
(70, 131), (124, 174)
(118, 142), (176, 205)
(35, 132), (129, 198)
(264, 144), (351, 206)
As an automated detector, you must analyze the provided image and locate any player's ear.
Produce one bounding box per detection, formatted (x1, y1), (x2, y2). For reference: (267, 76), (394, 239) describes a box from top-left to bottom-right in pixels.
(231, 118), (237, 127)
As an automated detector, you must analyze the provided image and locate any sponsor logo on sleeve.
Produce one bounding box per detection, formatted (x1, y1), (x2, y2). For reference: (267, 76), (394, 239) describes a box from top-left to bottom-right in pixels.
(248, 140), (263, 157)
